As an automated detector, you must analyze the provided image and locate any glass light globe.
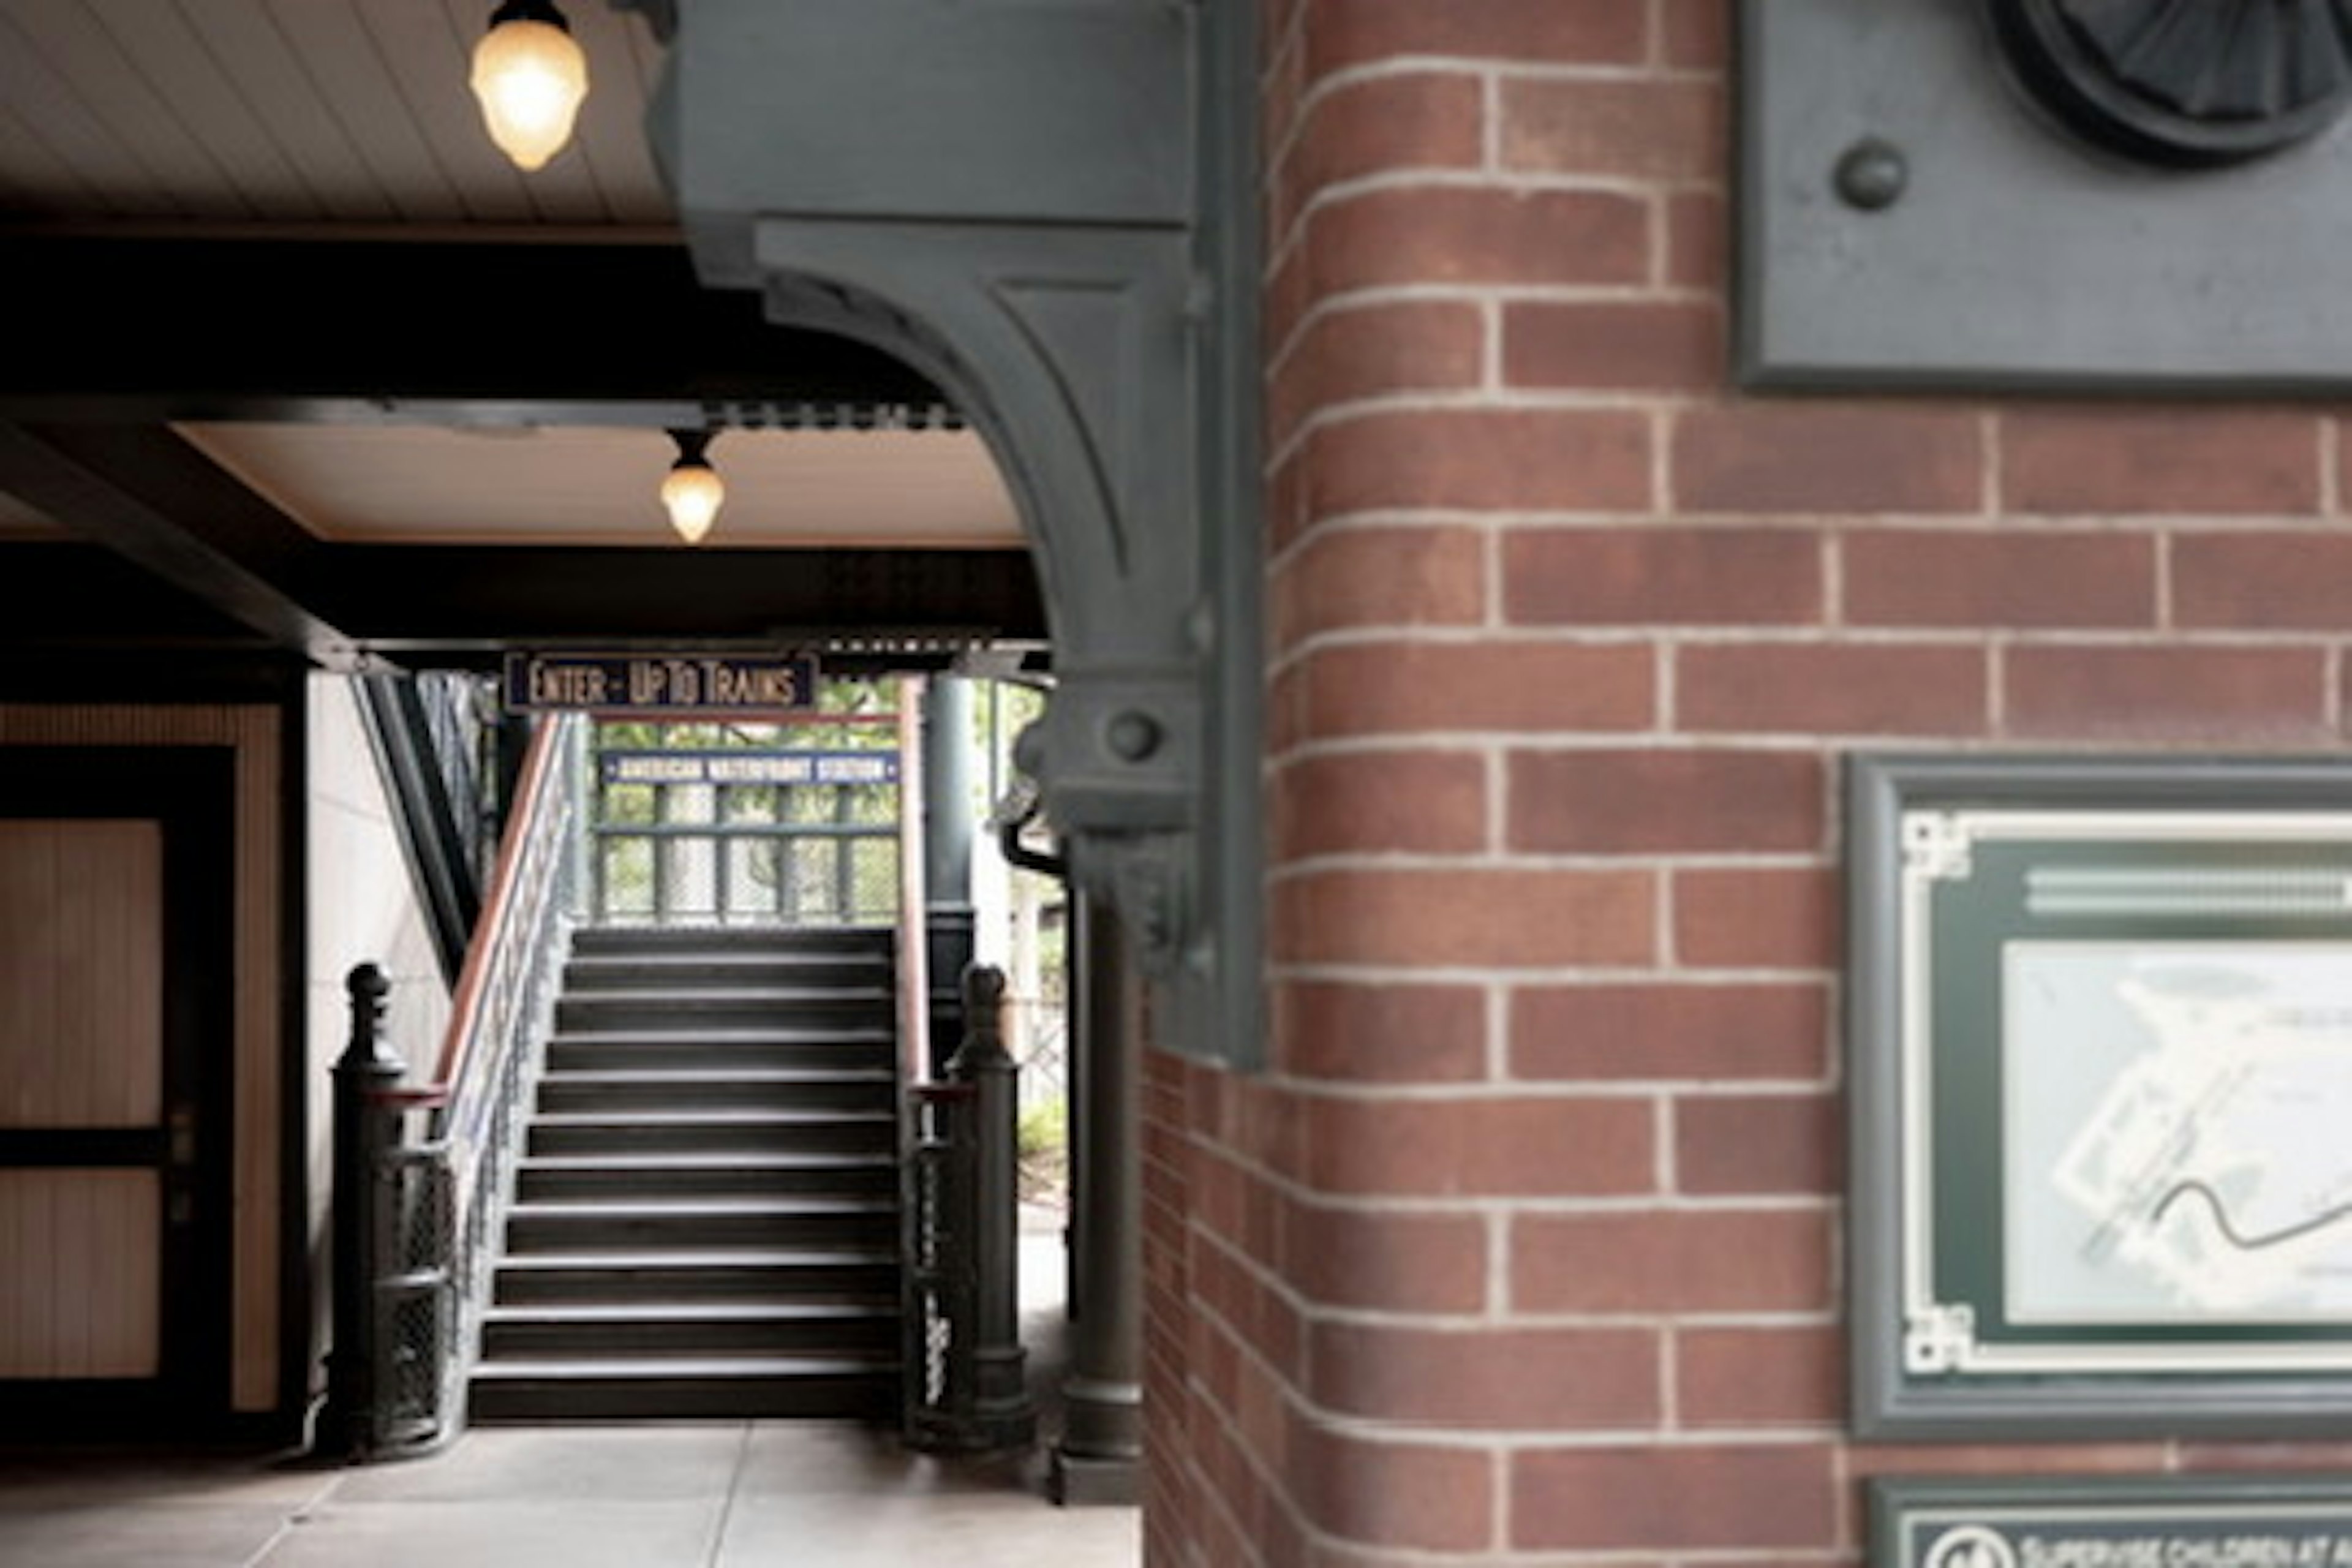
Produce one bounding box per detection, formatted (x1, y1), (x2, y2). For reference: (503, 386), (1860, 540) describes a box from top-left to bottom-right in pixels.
(470, 13), (589, 173)
(661, 461), (725, 545)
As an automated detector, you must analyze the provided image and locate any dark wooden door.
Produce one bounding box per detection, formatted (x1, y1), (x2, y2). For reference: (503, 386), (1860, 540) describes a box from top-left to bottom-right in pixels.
(0, 747), (235, 1436)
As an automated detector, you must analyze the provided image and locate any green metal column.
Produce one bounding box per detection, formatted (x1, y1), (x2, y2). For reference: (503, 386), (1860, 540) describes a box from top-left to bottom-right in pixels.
(1050, 893), (1142, 1503)
(922, 676), (978, 1072)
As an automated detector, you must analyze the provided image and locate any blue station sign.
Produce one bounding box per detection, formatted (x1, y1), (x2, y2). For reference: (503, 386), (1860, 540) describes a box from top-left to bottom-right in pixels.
(598, 751), (899, 788)
(503, 652), (819, 715)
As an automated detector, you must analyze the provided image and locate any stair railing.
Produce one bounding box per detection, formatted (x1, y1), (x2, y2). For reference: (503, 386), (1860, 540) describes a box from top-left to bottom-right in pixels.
(353, 672), (502, 987)
(905, 964), (1038, 1452)
(321, 710), (583, 1461)
(894, 678), (936, 1438)
(896, 674), (1036, 1450)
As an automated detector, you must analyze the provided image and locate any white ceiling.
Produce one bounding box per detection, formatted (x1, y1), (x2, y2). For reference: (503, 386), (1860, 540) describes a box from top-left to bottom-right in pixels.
(177, 422), (1022, 549)
(0, 0), (1019, 553)
(0, 0), (673, 228)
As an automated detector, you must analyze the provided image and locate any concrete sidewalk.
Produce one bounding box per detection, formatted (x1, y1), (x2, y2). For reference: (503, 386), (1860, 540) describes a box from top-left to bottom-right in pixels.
(0, 1217), (1134, 1567)
(0, 1420), (1139, 1567)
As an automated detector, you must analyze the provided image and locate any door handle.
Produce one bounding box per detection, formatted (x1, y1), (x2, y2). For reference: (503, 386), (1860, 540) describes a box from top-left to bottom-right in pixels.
(167, 1104), (197, 1224)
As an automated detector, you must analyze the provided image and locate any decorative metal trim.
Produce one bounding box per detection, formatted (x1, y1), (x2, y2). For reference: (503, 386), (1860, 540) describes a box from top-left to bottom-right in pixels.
(652, 0), (1264, 1069)
(1986, 0), (2352, 167)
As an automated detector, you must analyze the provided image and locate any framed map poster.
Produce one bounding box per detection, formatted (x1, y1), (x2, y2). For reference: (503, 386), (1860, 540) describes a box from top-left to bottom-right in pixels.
(1848, 754), (2352, 1439)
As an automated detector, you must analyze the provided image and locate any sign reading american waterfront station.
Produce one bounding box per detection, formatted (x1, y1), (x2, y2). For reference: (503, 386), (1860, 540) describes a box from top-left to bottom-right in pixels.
(1874, 1479), (2352, 1568)
(598, 752), (897, 788)
(503, 652), (818, 715)
(1847, 755), (2352, 1439)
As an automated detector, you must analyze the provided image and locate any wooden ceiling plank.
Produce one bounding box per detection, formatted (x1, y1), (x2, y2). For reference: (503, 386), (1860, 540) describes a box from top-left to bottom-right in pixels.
(8, 0), (255, 220)
(359, 0), (540, 225)
(0, 102), (105, 215)
(168, 0), (400, 224)
(555, 0), (674, 225)
(0, 9), (163, 215)
(259, 0), (467, 224)
(105, 0), (323, 220)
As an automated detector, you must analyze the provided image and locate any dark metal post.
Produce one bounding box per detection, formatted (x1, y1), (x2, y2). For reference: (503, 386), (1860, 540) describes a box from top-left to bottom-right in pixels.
(946, 963), (1036, 1449)
(922, 677), (978, 1075)
(1051, 895), (1143, 1502)
(319, 963), (401, 1461)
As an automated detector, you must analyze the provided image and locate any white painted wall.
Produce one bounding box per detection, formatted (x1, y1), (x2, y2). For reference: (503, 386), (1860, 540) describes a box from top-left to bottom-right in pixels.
(301, 675), (452, 1377)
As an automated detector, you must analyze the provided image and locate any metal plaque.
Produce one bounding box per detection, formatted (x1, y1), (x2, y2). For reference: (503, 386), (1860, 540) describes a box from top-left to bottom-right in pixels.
(1873, 1477), (2352, 1568)
(1740, 0), (2352, 392)
(1848, 753), (2352, 1440)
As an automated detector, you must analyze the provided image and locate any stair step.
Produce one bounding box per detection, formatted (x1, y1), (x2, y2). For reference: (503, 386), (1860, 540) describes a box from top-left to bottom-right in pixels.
(568, 927), (894, 962)
(474, 924), (907, 1423)
(544, 1036), (890, 1074)
(563, 953), (891, 991)
(527, 1109), (895, 1158)
(516, 1153), (897, 1202)
(535, 1069), (894, 1115)
(503, 1198), (896, 1253)
(481, 1302), (899, 1358)
(467, 1358), (899, 1422)
(554, 990), (894, 1035)
(491, 1250), (899, 1305)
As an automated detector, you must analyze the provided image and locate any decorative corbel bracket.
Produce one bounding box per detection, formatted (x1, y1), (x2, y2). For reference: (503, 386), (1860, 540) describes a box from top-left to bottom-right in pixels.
(644, 0), (1263, 1066)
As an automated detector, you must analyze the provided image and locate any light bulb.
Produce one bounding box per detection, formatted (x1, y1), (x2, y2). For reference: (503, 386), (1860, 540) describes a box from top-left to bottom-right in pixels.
(662, 461), (725, 545)
(470, 6), (589, 173)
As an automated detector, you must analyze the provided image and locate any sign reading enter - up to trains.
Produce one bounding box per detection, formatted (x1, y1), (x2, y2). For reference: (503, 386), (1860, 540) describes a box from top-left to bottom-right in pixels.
(502, 652), (819, 715)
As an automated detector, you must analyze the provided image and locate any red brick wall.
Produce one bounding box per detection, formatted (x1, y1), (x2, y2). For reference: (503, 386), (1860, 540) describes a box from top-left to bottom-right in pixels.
(1142, 2), (2352, 1563)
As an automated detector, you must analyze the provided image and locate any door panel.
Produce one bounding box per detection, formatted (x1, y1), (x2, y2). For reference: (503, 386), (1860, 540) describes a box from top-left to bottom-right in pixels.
(0, 821), (164, 1129)
(0, 748), (233, 1434)
(0, 820), (165, 1381)
(0, 1169), (160, 1378)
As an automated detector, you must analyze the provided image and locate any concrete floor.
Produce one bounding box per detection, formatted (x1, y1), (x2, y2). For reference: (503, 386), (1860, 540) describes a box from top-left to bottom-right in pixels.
(0, 1422), (1139, 1567)
(0, 1224), (1137, 1567)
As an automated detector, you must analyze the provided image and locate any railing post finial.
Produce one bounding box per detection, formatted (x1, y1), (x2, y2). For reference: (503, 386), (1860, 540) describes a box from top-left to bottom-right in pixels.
(946, 962), (1035, 1449)
(319, 962), (405, 1461)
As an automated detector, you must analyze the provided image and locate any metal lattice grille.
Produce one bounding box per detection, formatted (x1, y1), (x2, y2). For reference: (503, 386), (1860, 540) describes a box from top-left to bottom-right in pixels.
(589, 710), (903, 927)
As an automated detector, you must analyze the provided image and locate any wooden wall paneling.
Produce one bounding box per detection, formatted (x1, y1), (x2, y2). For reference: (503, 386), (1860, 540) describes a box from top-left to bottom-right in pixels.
(0, 705), (283, 1409)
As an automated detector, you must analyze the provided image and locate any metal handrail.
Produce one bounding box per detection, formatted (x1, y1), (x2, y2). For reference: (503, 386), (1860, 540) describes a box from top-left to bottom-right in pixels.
(893, 676), (933, 1438)
(333, 710), (583, 1460)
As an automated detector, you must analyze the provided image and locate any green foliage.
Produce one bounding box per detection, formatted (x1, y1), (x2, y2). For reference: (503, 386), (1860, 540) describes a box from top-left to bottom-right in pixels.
(1016, 1097), (1067, 1161)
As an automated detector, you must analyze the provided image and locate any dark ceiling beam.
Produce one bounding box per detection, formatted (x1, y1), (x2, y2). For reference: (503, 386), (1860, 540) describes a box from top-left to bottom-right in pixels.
(0, 234), (947, 428)
(298, 544), (1047, 652)
(0, 541), (273, 649)
(0, 422), (371, 668)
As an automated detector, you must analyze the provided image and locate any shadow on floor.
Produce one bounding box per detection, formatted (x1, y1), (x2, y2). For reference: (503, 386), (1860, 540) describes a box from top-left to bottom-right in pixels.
(0, 1219), (1135, 1567)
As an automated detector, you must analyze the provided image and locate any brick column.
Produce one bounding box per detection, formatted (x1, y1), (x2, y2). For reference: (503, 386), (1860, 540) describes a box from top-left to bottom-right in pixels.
(1139, 2), (2352, 1563)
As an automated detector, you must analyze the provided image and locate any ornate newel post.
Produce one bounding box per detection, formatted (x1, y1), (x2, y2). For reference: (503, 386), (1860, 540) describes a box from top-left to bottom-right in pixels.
(320, 963), (400, 1460)
(948, 963), (1037, 1449)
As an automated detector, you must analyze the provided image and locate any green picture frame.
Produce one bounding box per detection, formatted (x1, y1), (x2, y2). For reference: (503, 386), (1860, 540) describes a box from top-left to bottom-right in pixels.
(1869, 1475), (2352, 1568)
(1848, 754), (2352, 1439)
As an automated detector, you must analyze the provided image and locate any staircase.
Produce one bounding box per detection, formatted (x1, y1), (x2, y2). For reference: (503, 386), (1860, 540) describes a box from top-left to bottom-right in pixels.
(469, 925), (905, 1422)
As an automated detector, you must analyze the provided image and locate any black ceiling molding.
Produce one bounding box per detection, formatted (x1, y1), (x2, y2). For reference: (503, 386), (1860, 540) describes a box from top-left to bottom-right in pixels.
(0, 421), (368, 669)
(0, 235), (948, 428)
(1986, 0), (2352, 166)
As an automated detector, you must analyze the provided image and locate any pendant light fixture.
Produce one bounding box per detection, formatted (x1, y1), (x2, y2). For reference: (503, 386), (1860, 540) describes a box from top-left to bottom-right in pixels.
(661, 429), (725, 545)
(470, 0), (590, 173)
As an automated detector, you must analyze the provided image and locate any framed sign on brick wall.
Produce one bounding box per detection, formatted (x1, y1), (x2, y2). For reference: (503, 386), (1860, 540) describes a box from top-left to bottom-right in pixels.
(1847, 753), (2352, 1439)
